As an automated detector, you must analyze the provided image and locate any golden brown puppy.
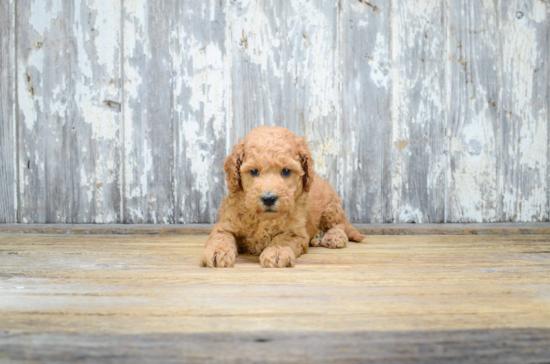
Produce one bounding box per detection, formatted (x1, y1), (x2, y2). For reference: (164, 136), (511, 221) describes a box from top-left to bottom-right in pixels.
(200, 126), (365, 268)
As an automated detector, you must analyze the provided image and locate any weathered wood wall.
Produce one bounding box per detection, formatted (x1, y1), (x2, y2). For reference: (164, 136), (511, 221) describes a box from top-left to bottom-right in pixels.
(0, 0), (17, 223)
(0, 0), (548, 224)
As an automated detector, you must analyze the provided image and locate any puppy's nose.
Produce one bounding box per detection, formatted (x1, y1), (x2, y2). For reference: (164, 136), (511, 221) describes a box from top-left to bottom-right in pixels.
(261, 194), (278, 207)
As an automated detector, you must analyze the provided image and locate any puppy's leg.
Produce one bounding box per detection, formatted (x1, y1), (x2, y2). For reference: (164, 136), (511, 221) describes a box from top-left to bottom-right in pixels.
(321, 196), (366, 243)
(316, 224), (348, 249)
(260, 235), (308, 268)
(200, 224), (238, 268)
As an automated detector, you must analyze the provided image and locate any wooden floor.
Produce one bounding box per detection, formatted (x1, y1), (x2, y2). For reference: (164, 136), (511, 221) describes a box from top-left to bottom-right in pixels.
(1, 231), (550, 363)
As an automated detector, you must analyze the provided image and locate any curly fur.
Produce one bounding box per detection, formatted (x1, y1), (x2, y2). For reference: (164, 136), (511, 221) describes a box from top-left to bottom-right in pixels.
(200, 126), (366, 268)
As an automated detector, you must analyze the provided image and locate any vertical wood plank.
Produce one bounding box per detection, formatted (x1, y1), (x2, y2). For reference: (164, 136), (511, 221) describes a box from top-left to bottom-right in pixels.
(230, 0), (340, 186)
(447, 0), (501, 222)
(340, 0), (392, 223)
(0, 0), (17, 223)
(229, 0), (280, 137)
(172, 0), (230, 223)
(292, 0), (339, 187)
(391, 0), (446, 223)
(17, 0), (122, 223)
(500, 0), (549, 221)
(123, 0), (175, 223)
(123, 0), (229, 224)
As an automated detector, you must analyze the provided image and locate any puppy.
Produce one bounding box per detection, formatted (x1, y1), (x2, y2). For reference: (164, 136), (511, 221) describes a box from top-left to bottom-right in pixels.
(200, 126), (365, 268)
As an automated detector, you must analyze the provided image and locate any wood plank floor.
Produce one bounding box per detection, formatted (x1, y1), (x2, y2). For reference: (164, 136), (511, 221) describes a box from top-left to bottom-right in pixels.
(1, 233), (550, 363)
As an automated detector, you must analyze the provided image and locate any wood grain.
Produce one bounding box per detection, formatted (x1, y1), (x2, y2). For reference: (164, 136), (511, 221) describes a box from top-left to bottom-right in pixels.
(340, 0), (392, 223)
(122, 0), (175, 223)
(17, 0), (122, 223)
(122, 0), (229, 224)
(0, 0), (17, 223)
(172, 0), (229, 223)
(2, 329), (550, 363)
(500, 0), (549, 222)
(1, 233), (550, 362)
(447, 0), (501, 222)
(391, 0), (446, 223)
(2, 223), (550, 235)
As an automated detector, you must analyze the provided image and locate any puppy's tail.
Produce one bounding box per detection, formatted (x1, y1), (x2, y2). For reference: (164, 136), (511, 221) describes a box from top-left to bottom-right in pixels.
(344, 222), (366, 242)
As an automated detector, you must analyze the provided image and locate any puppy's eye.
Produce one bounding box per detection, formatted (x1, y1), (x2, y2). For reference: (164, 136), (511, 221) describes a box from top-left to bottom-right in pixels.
(250, 169), (259, 176)
(281, 168), (291, 177)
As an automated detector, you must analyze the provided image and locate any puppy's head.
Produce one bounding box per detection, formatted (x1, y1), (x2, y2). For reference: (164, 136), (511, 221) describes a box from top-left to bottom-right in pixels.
(223, 126), (314, 219)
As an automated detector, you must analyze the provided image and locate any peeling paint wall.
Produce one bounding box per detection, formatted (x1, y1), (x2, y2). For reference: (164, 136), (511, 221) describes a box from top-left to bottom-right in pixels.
(0, 0), (17, 223)
(0, 0), (548, 223)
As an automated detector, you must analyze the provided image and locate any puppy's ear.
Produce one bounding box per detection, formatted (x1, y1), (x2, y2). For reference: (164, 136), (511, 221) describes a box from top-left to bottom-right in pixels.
(297, 137), (314, 192)
(223, 139), (245, 193)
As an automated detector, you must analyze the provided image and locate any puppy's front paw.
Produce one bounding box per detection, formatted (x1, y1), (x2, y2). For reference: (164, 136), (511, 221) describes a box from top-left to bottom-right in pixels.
(260, 246), (295, 268)
(319, 227), (348, 249)
(309, 230), (325, 247)
(200, 246), (236, 268)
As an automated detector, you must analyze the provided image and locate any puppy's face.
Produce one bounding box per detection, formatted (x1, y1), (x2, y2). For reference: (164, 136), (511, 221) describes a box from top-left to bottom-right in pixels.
(240, 149), (303, 218)
(224, 127), (313, 220)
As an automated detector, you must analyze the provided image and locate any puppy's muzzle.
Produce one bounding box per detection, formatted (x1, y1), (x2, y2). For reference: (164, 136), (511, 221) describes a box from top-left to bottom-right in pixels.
(261, 193), (278, 207)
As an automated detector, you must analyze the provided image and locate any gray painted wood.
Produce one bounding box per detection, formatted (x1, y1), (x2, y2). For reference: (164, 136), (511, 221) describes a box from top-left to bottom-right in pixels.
(17, 0), (122, 223)
(0, 0), (17, 223)
(1, 0), (549, 224)
(340, 0), (392, 223)
(390, 0), (447, 223)
(172, 0), (229, 223)
(230, 0), (340, 187)
(122, 0), (175, 223)
(123, 0), (229, 224)
(447, 0), (501, 222)
(500, 0), (549, 222)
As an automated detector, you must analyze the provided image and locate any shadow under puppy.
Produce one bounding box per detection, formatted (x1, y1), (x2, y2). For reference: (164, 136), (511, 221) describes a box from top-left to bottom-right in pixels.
(201, 126), (366, 268)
